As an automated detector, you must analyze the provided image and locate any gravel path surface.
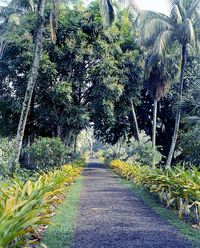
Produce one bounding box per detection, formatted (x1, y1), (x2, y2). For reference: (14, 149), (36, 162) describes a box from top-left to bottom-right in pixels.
(71, 161), (193, 248)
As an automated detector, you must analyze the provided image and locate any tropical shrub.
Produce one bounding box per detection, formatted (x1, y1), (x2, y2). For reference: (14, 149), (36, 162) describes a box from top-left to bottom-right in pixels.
(71, 157), (86, 167)
(24, 137), (68, 169)
(0, 138), (16, 175)
(127, 140), (162, 166)
(110, 160), (200, 224)
(0, 163), (82, 247)
(95, 133), (162, 166)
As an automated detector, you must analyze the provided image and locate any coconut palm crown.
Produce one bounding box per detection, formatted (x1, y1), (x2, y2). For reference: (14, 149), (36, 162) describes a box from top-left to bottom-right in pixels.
(138, 0), (200, 167)
(0, 0), (36, 24)
(138, 0), (200, 56)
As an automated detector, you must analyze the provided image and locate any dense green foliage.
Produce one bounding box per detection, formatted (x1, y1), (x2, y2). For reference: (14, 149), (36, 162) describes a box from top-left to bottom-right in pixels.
(24, 137), (68, 169)
(0, 2), (145, 167)
(0, 0), (200, 166)
(0, 0), (200, 245)
(0, 138), (15, 174)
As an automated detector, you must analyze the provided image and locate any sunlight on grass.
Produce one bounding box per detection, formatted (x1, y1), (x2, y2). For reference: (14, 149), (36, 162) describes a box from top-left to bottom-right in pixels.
(43, 176), (83, 248)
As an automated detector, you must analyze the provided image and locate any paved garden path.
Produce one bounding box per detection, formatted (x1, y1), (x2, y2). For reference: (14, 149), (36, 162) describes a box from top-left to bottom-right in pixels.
(71, 161), (193, 248)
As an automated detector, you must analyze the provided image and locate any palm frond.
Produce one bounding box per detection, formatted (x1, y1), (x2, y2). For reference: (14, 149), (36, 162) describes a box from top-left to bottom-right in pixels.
(169, 0), (179, 5)
(154, 30), (175, 56)
(181, 80), (200, 115)
(182, 18), (196, 44)
(118, 0), (140, 14)
(145, 57), (169, 100)
(99, 0), (115, 27)
(193, 18), (200, 49)
(0, 0), (35, 24)
(169, 0), (191, 10)
(169, 0), (186, 19)
(8, 12), (20, 24)
(146, 53), (159, 69)
(170, 5), (182, 24)
(7, 0), (35, 12)
(16, 0), (35, 12)
(187, 0), (200, 19)
(0, 6), (15, 19)
(137, 10), (174, 28)
(186, 116), (200, 123)
(141, 19), (173, 47)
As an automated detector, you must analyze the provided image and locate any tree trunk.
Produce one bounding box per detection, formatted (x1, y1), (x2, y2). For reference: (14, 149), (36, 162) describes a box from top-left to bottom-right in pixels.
(166, 44), (187, 168)
(152, 98), (158, 167)
(73, 134), (77, 157)
(27, 135), (31, 167)
(152, 98), (158, 150)
(65, 130), (73, 148)
(57, 124), (62, 138)
(130, 99), (140, 143)
(8, 0), (45, 173)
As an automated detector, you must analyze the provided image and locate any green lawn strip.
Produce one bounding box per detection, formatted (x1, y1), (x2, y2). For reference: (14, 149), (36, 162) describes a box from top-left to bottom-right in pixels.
(43, 176), (83, 248)
(112, 171), (200, 247)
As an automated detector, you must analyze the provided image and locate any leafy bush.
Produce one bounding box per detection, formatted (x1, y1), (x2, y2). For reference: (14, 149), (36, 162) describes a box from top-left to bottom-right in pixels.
(127, 140), (162, 166)
(71, 157), (86, 167)
(93, 132), (162, 166)
(0, 138), (15, 175)
(0, 163), (82, 247)
(24, 137), (68, 169)
(110, 160), (200, 224)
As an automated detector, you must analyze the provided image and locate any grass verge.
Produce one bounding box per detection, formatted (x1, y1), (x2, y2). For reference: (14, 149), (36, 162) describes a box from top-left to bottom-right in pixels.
(114, 173), (200, 248)
(43, 176), (83, 248)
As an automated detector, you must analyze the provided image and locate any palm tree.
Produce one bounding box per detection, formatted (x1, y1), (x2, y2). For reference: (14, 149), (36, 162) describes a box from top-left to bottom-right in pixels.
(8, 0), (58, 172)
(0, 0), (36, 60)
(99, 0), (139, 27)
(130, 98), (140, 142)
(145, 55), (178, 153)
(99, 0), (115, 27)
(8, 0), (45, 173)
(138, 0), (200, 168)
(0, 0), (36, 24)
(145, 57), (169, 151)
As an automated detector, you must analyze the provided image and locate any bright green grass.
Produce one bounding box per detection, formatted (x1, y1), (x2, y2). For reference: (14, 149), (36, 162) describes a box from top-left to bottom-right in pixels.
(43, 176), (83, 248)
(116, 175), (200, 248)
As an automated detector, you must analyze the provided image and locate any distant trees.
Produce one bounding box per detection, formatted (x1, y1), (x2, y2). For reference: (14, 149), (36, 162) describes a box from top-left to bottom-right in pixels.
(0, 1), (144, 171)
(1, 0), (200, 171)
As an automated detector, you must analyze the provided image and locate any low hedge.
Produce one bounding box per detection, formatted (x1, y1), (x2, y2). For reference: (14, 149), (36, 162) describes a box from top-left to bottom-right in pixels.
(110, 160), (200, 225)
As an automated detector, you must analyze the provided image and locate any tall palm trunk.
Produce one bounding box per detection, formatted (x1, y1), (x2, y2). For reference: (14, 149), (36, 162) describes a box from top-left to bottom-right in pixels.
(130, 99), (140, 142)
(166, 44), (187, 168)
(152, 98), (158, 150)
(152, 98), (158, 167)
(124, 100), (140, 162)
(8, 0), (45, 172)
